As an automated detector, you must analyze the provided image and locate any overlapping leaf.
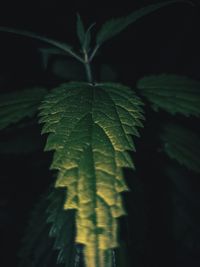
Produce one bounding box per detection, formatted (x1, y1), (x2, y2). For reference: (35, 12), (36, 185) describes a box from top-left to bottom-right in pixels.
(165, 164), (200, 250)
(96, 1), (191, 45)
(0, 87), (47, 130)
(46, 189), (77, 266)
(76, 14), (94, 53)
(0, 122), (45, 154)
(39, 82), (144, 267)
(0, 130), (42, 154)
(137, 74), (200, 116)
(161, 123), (200, 173)
(19, 187), (77, 267)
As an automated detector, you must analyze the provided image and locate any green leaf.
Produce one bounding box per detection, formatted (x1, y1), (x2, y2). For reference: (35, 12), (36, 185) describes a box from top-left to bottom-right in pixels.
(46, 189), (77, 266)
(19, 187), (77, 267)
(137, 74), (200, 116)
(76, 13), (85, 45)
(51, 58), (85, 81)
(76, 14), (95, 52)
(39, 82), (144, 267)
(0, 87), (47, 130)
(161, 123), (200, 173)
(100, 64), (117, 82)
(38, 47), (68, 70)
(38, 46), (68, 56)
(96, 1), (192, 45)
(0, 27), (83, 62)
(0, 124), (44, 154)
(83, 24), (94, 52)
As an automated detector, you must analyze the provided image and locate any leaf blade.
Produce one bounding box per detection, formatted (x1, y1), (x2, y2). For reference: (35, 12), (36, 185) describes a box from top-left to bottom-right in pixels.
(96, 1), (192, 45)
(39, 82), (144, 267)
(19, 187), (77, 267)
(76, 13), (85, 45)
(137, 74), (200, 116)
(0, 27), (83, 62)
(0, 87), (47, 130)
(161, 123), (200, 173)
(0, 124), (44, 154)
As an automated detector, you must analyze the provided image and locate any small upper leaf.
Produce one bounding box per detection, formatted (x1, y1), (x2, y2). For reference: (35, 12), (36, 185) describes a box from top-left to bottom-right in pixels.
(0, 87), (47, 130)
(76, 13), (85, 45)
(39, 81), (144, 267)
(83, 23), (95, 52)
(76, 14), (94, 52)
(0, 27), (83, 62)
(137, 74), (200, 116)
(96, 1), (191, 45)
(161, 123), (200, 173)
(38, 47), (68, 70)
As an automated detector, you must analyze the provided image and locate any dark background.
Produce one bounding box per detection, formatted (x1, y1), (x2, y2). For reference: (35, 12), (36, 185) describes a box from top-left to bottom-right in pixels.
(0, 0), (200, 267)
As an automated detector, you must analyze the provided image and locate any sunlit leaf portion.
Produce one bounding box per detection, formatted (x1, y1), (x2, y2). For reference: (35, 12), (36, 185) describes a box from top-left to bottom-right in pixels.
(0, 87), (47, 130)
(137, 74), (200, 116)
(19, 187), (77, 267)
(96, 1), (190, 45)
(39, 82), (144, 267)
(161, 123), (200, 173)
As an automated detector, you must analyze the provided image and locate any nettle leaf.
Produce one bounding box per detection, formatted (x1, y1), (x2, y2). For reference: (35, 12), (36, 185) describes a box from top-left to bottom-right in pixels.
(51, 58), (86, 81)
(19, 187), (77, 267)
(46, 189), (77, 266)
(76, 14), (95, 53)
(100, 64), (117, 82)
(0, 27), (77, 59)
(161, 123), (200, 173)
(76, 13), (85, 45)
(83, 24), (93, 52)
(39, 82), (144, 267)
(96, 1), (191, 45)
(137, 74), (200, 116)
(0, 87), (47, 130)
(38, 47), (68, 70)
(0, 125), (44, 154)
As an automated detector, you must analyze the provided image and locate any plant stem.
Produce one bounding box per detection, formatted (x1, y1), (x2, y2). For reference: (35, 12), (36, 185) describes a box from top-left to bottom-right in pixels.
(84, 50), (93, 83)
(85, 63), (93, 83)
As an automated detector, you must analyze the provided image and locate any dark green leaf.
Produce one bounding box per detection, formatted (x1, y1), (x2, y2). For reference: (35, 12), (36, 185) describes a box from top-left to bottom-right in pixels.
(51, 58), (85, 81)
(83, 23), (96, 52)
(100, 64), (117, 82)
(39, 81), (144, 267)
(96, 1), (191, 45)
(38, 47), (68, 56)
(137, 74), (200, 116)
(165, 164), (200, 250)
(76, 14), (95, 51)
(0, 87), (47, 130)
(0, 125), (44, 154)
(19, 187), (77, 267)
(0, 27), (83, 62)
(161, 123), (200, 173)
(38, 47), (68, 70)
(76, 13), (85, 45)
